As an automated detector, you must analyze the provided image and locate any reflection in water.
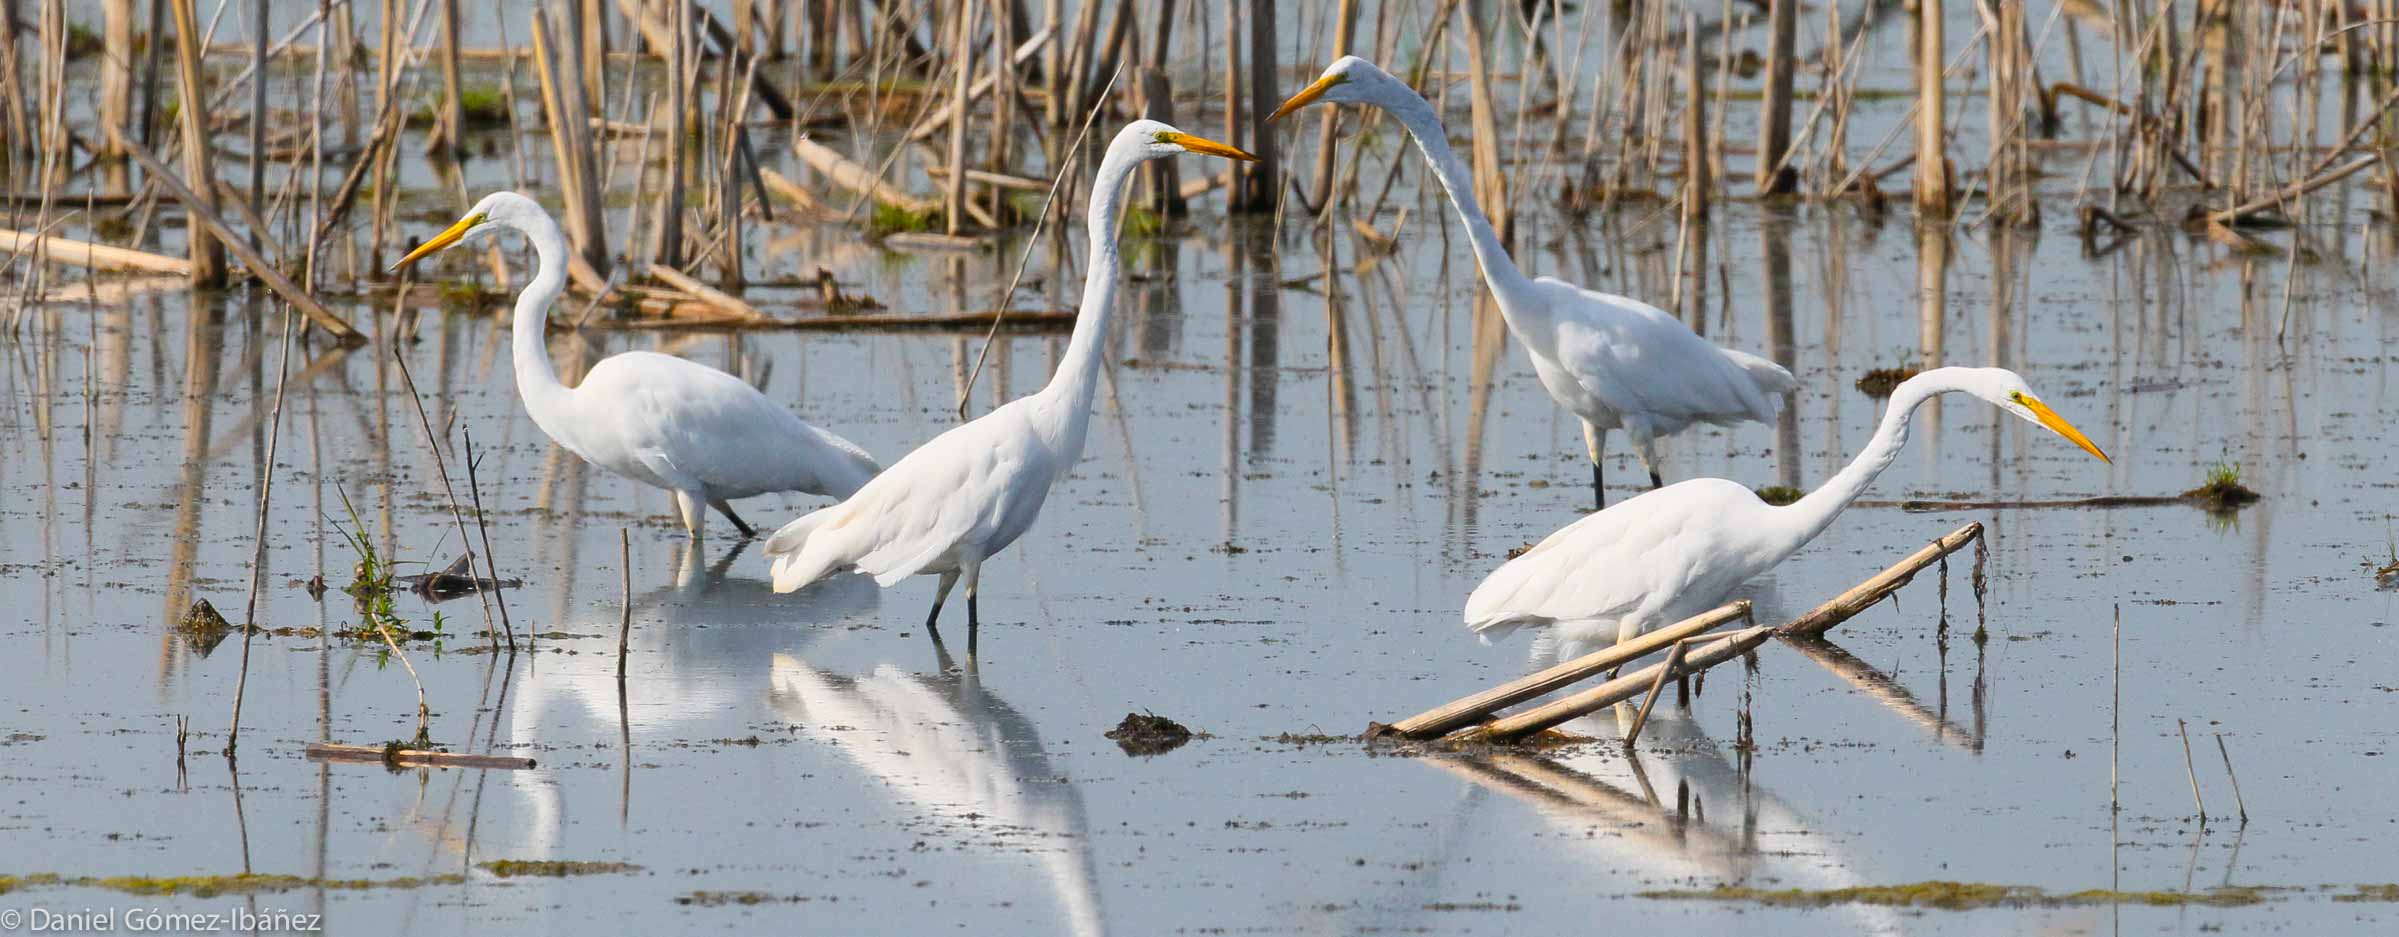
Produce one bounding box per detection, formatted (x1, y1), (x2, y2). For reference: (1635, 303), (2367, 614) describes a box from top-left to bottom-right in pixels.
(768, 654), (1103, 937)
(1428, 707), (1902, 935)
(506, 547), (878, 849)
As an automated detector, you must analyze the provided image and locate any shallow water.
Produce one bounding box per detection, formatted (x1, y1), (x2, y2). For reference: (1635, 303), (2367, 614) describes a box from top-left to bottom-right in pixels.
(10, 2), (2399, 932)
(7, 187), (2399, 935)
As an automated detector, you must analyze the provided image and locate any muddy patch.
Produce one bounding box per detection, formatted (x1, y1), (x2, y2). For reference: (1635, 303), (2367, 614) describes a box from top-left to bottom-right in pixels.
(1105, 712), (1196, 756)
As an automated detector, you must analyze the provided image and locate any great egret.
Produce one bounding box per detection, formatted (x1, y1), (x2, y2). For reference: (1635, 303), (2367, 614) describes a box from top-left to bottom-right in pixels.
(393, 192), (880, 539)
(1464, 367), (2109, 649)
(1272, 56), (1798, 509)
(764, 120), (1258, 646)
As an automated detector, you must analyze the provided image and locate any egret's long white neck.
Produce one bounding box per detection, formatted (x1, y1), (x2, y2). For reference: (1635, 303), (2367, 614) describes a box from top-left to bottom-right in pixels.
(1784, 374), (1948, 543)
(1046, 142), (1141, 409)
(1375, 84), (1540, 311)
(507, 211), (574, 422)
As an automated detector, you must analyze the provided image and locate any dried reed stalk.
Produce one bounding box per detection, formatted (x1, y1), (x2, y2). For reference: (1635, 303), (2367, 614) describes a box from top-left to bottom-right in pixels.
(1373, 601), (1752, 740)
(167, 0), (227, 284)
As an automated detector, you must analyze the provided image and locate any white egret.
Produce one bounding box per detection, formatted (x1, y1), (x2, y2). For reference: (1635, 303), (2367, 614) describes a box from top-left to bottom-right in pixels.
(1272, 57), (1798, 509)
(393, 192), (880, 538)
(1464, 367), (2110, 649)
(764, 120), (1258, 646)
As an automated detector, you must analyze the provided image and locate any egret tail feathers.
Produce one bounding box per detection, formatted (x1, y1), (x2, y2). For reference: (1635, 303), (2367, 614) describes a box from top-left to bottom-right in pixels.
(1721, 347), (1798, 417)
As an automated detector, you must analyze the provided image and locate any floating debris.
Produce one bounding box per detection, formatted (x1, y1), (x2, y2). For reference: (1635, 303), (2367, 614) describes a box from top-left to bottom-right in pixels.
(677, 890), (813, 907)
(1855, 367), (1921, 399)
(303, 742), (535, 771)
(398, 553), (523, 601)
(1105, 712), (1196, 756)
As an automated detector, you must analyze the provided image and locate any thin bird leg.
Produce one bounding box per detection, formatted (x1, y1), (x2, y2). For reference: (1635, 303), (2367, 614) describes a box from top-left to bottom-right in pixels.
(1632, 434), (1666, 490)
(1582, 421), (1608, 511)
(709, 500), (757, 538)
(964, 562), (984, 656)
(674, 490), (709, 538)
(924, 571), (961, 641)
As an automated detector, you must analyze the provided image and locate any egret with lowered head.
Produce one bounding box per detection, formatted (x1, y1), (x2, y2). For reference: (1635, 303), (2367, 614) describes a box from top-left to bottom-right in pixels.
(1272, 56), (1796, 509)
(764, 120), (1258, 649)
(394, 192), (880, 538)
(1465, 367), (2111, 652)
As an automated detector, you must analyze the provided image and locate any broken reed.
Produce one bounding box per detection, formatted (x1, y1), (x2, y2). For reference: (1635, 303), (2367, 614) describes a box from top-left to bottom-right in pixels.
(8, 1), (2395, 323)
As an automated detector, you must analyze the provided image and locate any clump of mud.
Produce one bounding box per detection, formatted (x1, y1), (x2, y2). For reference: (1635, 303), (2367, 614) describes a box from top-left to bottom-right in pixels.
(1855, 367), (1920, 399)
(1105, 712), (1196, 756)
(178, 599), (234, 656)
(2180, 462), (2261, 513)
(1753, 485), (1804, 506)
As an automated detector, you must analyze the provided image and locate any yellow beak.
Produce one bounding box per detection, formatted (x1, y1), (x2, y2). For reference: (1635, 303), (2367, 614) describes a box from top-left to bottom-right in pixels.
(1164, 132), (1260, 162)
(2022, 396), (2111, 464)
(392, 213), (483, 271)
(1268, 73), (1345, 124)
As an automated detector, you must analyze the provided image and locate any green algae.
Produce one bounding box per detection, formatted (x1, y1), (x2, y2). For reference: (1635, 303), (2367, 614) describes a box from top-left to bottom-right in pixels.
(477, 860), (641, 878)
(1754, 485), (1804, 506)
(0, 872), (461, 898)
(1641, 881), (2276, 910)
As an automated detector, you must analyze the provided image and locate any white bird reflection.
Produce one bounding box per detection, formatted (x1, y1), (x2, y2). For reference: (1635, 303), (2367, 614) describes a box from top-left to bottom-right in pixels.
(767, 653), (1105, 937)
(505, 541), (880, 853)
(1428, 706), (1903, 936)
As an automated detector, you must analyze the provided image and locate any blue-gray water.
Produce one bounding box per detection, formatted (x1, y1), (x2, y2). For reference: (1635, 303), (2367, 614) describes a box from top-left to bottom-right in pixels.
(8, 2), (2399, 933)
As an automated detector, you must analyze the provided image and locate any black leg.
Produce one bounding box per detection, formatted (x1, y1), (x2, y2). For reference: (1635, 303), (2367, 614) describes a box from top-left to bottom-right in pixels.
(966, 594), (980, 655)
(1648, 468), (1665, 490)
(713, 502), (757, 538)
(1591, 463), (1606, 511)
(923, 592), (947, 641)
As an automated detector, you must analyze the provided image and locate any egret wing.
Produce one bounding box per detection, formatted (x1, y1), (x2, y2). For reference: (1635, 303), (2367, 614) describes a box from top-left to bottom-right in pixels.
(1535, 278), (1790, 428)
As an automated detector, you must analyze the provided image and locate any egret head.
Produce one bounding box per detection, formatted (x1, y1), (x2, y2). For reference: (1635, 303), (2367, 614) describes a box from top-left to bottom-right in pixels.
(391, 191), (548, 271)
(1956, 367), (2111, 463)
(1268, 55), (1401, 123)
(1112, 119), (1258, 163)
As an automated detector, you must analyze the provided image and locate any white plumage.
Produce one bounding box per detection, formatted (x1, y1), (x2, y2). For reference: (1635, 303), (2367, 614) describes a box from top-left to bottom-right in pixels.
(395, 192), (879, 538)
(1273, 57), (1798, 508)
(763, 120), (1259, 645)
(1465, 367), (2111, 650)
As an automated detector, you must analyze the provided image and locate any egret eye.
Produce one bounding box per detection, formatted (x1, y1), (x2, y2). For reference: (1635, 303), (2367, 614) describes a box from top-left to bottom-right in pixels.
(1152, 131), (1176, 145)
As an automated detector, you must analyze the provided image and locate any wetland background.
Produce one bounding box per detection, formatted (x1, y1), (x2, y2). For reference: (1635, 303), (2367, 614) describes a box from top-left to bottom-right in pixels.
(4, 0), (2399, 933)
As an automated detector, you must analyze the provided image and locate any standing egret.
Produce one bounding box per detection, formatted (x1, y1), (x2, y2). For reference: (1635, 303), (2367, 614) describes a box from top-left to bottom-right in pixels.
(392, 192), (881, 539)
(1271, 57), (1798, 509)
(1465, 367), (2110, 649)
(764, 120), (1258, 647)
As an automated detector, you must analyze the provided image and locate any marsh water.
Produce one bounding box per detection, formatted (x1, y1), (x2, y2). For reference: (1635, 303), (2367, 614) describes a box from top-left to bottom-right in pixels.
(9, 4), (2399, 935)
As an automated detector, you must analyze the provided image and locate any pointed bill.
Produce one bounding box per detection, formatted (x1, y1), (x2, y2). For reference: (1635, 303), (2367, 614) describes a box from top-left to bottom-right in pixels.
(391, 213), (483, 272)
(1268, 73), (1344, 124)
(2023, 396), (2111, 464)
(1165, 133), (1259, 162)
